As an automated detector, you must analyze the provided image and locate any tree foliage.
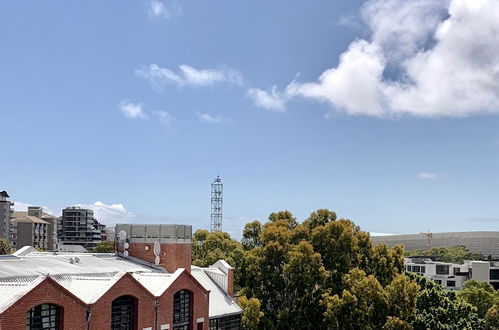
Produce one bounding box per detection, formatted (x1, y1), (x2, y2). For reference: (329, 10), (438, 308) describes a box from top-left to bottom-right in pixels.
(92, 240), (115, 253)
(193, 209), (490, 329)
(406, 245), (485, 263)
(0, 238), (11, 255)
(458, 280), (499, 318)
(238, 296), (264, 330)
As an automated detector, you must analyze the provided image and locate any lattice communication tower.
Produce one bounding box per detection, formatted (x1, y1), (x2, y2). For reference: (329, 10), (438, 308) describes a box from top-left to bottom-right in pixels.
(211, 176), (223, 232)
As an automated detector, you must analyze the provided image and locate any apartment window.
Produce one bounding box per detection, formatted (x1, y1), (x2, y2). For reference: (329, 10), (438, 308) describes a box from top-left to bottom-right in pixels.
(436, 264), (449, 275)
(421, 266), (425, 274)
(447, 280), (456, 287)
(412, 266), (421, 273)
(173, 290), (192, 330)
(434, 279), (442, 285)
(111, 295), (136, 330)
(406, 265), (411, 272)
(26, 303), (61, 330)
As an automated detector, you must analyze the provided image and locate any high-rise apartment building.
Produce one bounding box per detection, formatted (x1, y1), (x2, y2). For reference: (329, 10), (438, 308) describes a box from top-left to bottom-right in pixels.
(0, 191), (14, 239)
(59, 206), (104, 250)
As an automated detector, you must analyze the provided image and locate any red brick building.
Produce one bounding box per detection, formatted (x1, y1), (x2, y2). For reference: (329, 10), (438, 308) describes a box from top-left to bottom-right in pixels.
(0, 224), (242, 330)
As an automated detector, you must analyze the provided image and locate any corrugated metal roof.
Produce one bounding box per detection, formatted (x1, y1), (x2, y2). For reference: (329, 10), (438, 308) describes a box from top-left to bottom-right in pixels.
(132, 269), (183, 296)
(52, 272), (125, 304)
(0, 276), (45, 313)
(191, 266), (242, 318)
(0, 253), (159, 278)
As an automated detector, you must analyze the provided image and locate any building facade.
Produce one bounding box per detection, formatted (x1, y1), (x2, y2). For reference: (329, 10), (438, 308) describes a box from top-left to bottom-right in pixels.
(10, 213), (50, 250)
(59, 207), (104, 250)
(405, 257), (499, 290)
(0, 191), (14, 240)
(0, 223), (242, 330)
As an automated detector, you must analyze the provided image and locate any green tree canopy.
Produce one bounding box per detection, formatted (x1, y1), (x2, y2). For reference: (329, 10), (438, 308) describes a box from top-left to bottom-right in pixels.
(406, 245), (485, 263)
(458, 280), (499, 318)
(92, 240), (115, 253)
(0, 238), (11, 255)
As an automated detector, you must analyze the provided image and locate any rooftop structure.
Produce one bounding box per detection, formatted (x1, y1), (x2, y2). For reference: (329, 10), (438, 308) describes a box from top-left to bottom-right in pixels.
(11, 207), (58, 251)
(371, 231), (499, 258)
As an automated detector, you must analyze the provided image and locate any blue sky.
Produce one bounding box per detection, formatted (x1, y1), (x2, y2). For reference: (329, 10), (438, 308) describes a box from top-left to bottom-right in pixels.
(1, 0), (499, 238)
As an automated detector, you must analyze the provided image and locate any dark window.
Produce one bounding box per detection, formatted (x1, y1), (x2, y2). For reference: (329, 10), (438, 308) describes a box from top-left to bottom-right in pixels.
(434, 279), (442, 285)
(111, 295), (136, 330)
(412, 266), (421, 273)
(421, 266), (425, 273)
(436, 264), (449, 275)
(406, 265), (411, 272)
(173, 290), (192, 330)
(209, 314), (241, 330)
(26, 303), (61, 330)
(490, 269), (499, 280)
(447, 280), (456, 287)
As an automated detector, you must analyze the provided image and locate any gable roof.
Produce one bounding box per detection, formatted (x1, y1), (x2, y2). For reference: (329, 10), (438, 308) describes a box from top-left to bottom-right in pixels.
(11, 213), (49, 224)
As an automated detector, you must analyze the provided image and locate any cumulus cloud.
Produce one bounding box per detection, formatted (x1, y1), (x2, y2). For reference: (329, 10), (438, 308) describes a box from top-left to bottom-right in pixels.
(254, 0), (499, 118)
(417, 171), (440, 180)
(77, 201), (137, 226)
(135, 64), (243, 90)
(119, 100), (147, 119)
(195, 111), (227, 124)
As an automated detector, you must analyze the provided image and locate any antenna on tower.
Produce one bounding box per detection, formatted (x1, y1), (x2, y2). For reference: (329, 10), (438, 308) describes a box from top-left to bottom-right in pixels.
(211, 175), (223, 232)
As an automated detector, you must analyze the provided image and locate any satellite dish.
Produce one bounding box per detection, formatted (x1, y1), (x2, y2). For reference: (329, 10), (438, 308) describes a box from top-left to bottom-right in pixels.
(155, 256), (160, 265)
(123, 242), (129, 249)
(123, 250), (129, 258)
(118, 230), (127, 242)
(153, 241), (161, 256)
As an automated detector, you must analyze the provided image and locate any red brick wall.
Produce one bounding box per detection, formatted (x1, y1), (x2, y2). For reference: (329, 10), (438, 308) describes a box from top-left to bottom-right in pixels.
(88, 273), (156, 330)
(127, 242), (192, 273)
(227, 268), (235, 297)
(158, 271), (210, 330)
(0, 279), (87, 330)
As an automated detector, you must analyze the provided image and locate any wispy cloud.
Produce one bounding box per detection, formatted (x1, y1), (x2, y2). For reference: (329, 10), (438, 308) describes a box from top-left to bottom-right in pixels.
(195, 111), (228, 124)
(135, 64), (243, 90)
(148, 1), (181, 19)
(252, 0), (499, 118)
(246, 79), (299, 112)
(417, 171), (439, 180)
(155, 111), (174, 129)
(119, 100), (147, 119)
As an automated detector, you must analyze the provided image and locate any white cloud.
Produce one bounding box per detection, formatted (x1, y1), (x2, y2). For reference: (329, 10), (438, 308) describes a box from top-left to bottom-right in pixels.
(256, 0), (499, 118)
(246, 81), (300, 112)
(119, 100), (147, 119)
(135, 64), (243, 90)
(77, 201), (137, 226)
(195, 111), (227, 124)
(155, 111), (174, 128)
(148, 1), (181, 19)
(417, 171), (440, 180)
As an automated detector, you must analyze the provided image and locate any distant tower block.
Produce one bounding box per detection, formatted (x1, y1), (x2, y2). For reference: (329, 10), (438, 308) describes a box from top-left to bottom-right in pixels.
(211, 175), (223, 232)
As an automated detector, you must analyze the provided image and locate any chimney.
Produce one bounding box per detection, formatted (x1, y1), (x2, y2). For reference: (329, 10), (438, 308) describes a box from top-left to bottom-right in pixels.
(115, 224), (192, 273)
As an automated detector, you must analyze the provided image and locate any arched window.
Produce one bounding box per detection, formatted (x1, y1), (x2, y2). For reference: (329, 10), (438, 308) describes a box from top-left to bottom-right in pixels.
(111, 295), (137, 330)
(26, 303), (61, 330)
(173, 289), (192, 330)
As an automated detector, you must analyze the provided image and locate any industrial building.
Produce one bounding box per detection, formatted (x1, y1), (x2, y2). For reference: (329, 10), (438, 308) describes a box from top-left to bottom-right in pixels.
(0, 223), (242, 330)
(405, 257), (499, 290)
(371, 231), (499, 258)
